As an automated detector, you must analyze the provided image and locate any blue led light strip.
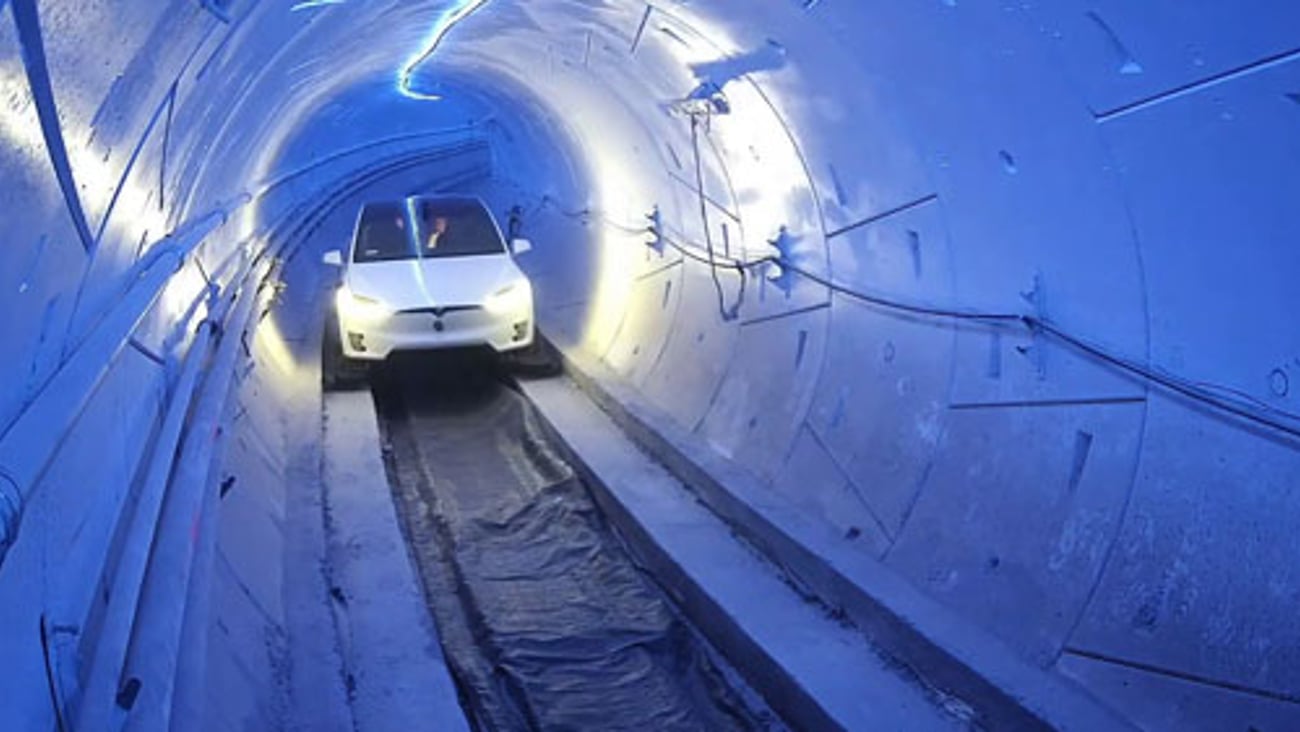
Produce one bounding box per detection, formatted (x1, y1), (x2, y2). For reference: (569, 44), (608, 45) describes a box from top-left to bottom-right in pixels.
(397, 0), (490, 100)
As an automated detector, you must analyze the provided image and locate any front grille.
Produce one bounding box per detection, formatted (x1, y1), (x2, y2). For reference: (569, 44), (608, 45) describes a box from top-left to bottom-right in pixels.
(397, 305), (481, 316)
(391, 306), (490, 334)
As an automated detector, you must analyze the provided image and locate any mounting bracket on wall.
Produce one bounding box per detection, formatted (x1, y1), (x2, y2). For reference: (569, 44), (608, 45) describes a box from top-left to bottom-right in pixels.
(672, 82), (731, 123)
(1018, 272), (1049, 381)
(646, 205), (665, 256)
(765, 226), (797, 298)
(0, 470), (21, 564)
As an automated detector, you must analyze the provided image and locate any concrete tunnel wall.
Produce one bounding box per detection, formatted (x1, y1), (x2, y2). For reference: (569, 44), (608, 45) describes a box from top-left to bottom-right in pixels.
(0, 0), (1297, 729)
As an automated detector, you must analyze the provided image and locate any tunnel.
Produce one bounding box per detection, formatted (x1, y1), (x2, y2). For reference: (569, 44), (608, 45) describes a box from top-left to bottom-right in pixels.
(1, 0), (1298, 729)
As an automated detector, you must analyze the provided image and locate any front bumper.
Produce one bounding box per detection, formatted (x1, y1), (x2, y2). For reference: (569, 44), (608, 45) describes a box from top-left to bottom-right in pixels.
(338, 303), (534, 360)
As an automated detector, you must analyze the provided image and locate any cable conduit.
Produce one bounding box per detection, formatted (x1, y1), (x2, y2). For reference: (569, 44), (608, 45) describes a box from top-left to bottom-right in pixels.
(550, 202), (1300, 443)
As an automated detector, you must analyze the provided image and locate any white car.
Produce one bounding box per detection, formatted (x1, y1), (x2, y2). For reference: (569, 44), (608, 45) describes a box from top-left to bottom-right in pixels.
(322, 195), (534, 364)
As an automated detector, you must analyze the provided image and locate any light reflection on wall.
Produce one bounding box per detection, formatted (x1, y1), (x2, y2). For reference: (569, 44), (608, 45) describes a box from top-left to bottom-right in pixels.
(653, 6), (814, 262)
(254, 313), (302, 376)
(0, 64), (168, 269)
(571, 93), (666, 354)
(575, 4), (815, 350)
(436, 1), (818, 352)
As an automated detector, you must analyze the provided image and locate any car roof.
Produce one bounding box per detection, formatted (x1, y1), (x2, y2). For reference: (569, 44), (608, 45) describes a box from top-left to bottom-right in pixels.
(359, 195), (488, 210)
(409, 194), (484, 205)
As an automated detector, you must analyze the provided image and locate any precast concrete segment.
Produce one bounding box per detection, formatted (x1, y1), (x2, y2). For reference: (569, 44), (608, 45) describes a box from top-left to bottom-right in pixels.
(550, 343), (1138, 732)
(519, 373), (968, 732)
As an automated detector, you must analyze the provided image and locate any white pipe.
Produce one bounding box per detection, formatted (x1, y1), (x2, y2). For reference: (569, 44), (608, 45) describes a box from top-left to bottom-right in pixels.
(72, 297), (223, 732)
(115, 268), (265, 732)
(0, 209), (232, 566)
(0, 256), (180, 565)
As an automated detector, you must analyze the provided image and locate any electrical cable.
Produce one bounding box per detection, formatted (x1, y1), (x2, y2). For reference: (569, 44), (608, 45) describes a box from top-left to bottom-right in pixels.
(790, 260), (1300, 440)
(519, 153), (1300, 442)
(660, 230), (763, 272)
(647, 223), (1300, 440)
(1024, 317), (1300, 440)
(537, 197), (639, 235)
(539, 195), (762, 271)
(1190, 381), (1298, 418)
(779, 261), (1022, 325)
(689, 112), (741, 321)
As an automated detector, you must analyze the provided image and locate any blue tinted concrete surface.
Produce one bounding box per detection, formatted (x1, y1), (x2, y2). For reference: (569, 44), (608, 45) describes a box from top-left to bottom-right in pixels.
(322, 392), (469, 732)
(0, 0), (1297, 729)
(521, 374), (968, 732)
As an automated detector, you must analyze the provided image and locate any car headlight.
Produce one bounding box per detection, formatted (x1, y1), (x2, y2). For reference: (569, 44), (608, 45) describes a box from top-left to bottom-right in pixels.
(336, 285), (391, 321)
(483, 279), (532, 316)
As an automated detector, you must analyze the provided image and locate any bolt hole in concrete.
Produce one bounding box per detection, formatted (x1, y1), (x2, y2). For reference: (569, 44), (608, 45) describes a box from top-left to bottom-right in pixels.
(366, 350), (782, 731)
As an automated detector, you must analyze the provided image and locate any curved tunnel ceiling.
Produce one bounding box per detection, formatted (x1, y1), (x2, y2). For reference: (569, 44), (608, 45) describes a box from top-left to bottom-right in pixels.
(1, 0), (1298, 728)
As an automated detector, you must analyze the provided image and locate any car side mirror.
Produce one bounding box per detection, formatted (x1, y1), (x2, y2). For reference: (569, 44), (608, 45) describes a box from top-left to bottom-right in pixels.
(510, 238), (532, 256)
(322, 250), (343, 267)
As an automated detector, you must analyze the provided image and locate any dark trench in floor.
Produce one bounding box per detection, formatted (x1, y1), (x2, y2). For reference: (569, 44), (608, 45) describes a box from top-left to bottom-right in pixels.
(367, 351), (781, 732)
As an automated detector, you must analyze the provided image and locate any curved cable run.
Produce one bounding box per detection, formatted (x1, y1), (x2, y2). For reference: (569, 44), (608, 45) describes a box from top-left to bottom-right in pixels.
(780, 262), (1021, 325)
(801, 262), (1300, 441)
(1023, 317), (1300, 441)
(539, 197), (762, 271)
(526, 170), (1300, 441)
(633, 219), (1300, 442)
(688, 112), (741, 321)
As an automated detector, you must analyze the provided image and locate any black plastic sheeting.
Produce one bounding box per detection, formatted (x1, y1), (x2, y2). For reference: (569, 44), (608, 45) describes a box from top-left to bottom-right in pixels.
(371, 355), (776, 732)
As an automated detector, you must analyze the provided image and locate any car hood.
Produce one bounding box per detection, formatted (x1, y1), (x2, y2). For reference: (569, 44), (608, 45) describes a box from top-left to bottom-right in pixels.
(346, 255), (522, 310)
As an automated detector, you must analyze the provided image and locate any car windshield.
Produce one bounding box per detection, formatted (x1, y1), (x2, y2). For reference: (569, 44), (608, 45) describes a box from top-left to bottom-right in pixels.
(413, 198), (505, 258)
(352, 202), (416, 263)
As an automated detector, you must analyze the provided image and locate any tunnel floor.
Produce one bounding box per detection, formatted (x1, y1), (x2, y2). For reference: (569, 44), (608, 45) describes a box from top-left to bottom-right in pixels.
(368, 353), (778, 731)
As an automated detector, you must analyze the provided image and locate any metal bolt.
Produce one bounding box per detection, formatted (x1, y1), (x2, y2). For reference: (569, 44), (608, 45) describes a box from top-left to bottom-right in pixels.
(0, 470), (23, 566)
(1269, 368), (1289, 398)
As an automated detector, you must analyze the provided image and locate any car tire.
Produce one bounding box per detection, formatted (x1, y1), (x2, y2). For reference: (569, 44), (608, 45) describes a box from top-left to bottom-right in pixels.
(322, 312), (369, 391)
(505, 333), (562, 378)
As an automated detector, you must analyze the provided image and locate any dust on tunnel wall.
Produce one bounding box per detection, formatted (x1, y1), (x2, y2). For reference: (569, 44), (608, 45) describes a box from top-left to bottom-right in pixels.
(0, 0), (1297, 728)
(433, 1), (1300, 721)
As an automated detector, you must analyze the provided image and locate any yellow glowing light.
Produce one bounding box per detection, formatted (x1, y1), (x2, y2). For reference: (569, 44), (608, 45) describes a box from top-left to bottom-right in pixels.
(577, 117), (658, 356)
(254, 311), (303, 376)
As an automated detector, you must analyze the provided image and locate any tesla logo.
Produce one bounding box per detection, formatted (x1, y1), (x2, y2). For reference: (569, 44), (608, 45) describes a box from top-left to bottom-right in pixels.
(431, 307), (451, 317)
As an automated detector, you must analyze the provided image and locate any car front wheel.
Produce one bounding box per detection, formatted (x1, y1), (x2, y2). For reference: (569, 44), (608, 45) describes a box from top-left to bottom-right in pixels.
(322, 311), (370, 391)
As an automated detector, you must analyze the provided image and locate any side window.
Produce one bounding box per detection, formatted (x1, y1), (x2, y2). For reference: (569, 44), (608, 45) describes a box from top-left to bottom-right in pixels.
(353, 203), (415, 262)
